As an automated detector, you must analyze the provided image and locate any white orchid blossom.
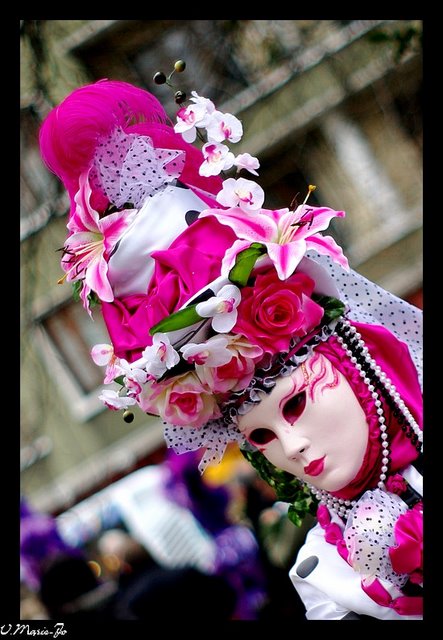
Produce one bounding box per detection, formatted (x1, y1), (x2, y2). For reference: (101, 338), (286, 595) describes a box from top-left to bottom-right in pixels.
(118, 358), (150, 387)
(196, 284), (241, 333)
(174, 92), (216, 143)
(234, 153), (260, 176)
(216, 177), (265, 212)
(98, 389), (137, 410)
(189, 91), (216, 113)
(205, 111), (243, 144)
(180, 335), (233, 367)
(91, 343), (114, 366)
(141, 333), (180, 379)
(174, 104), (209, 143)
(200, 142), (235, 177)
(91, 343), (125, 384)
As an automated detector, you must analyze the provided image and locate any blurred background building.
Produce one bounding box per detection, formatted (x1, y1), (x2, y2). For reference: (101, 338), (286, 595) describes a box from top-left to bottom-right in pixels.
(20, 19), (422, 533)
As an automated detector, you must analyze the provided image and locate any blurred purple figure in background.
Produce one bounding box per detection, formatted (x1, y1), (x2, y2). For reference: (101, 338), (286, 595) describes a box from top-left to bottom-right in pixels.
(20, 497), (82, 592)
(163, 450), (267, 619)
(20, 497), (116, 620)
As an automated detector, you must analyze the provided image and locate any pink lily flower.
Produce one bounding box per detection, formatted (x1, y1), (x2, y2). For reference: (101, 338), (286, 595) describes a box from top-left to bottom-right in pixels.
(199, 204), (349, 280)
(60, 171), (136, 313)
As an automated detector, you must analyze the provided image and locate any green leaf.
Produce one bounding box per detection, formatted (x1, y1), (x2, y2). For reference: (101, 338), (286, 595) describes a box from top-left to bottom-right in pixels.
(71, 282), (100, 309)
(228, 242), (267, 287)
(88, 291), (100, 309)
(71, 281), (83, 302)
(287, 506), (303, 528)
(240, 447), (318, 527)
(114, 375), (125, 386)
(149, 303), (202, 335)
(314, 294), (345, 323)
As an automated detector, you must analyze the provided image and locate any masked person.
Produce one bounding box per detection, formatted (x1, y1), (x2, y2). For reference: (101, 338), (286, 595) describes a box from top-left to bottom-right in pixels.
(39, 75), (423, 621)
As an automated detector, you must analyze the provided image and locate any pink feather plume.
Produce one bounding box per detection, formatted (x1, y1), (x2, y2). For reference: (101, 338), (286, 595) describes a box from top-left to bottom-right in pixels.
(39, 79), (221, 215)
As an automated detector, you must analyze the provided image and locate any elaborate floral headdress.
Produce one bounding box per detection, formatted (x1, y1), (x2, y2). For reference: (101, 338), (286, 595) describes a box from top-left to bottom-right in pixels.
(39, 64), (422, 490)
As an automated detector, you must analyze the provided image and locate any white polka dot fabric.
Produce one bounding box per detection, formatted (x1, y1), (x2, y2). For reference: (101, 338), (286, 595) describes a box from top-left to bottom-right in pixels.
(308, 252), (423, 390)
(164, 420), (245, 473)
(343, 488), (409, 588)
(91, 127), (185, 209)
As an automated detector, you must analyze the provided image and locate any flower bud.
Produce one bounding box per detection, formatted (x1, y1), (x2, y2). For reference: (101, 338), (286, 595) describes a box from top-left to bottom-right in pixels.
(174, 90), (187, 104)
(123, 409), (134, 423)
(153, 71), (167, 85)
(174, 60), (186, 73)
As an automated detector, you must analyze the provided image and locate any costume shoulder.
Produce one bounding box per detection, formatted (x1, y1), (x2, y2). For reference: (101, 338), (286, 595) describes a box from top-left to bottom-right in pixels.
(289, 522), (422, 620)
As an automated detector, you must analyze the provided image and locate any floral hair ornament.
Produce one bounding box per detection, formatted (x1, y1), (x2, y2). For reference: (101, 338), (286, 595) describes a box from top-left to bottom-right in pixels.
(41, 61), (422, 505)
(90, 82), (350, 464)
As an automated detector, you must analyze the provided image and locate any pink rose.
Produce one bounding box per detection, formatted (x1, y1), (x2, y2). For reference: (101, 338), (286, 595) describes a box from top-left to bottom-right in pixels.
(101, 216), (236, 361)
(233, 268), (324, 354)
(139, 371), (221, 428)
(196, 335), (263, 393)
(385, 473), (408, 495)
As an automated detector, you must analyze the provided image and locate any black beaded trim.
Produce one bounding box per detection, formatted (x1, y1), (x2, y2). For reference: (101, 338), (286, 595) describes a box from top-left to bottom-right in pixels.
(411, 452), (424, 475)
(399, 482), (422, 508)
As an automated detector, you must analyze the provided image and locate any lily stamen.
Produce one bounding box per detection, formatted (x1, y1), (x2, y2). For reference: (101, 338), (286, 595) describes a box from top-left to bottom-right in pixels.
(58, 258), (85, 284)
(280, 185), (317, 245)
(303, 184), (316, 205)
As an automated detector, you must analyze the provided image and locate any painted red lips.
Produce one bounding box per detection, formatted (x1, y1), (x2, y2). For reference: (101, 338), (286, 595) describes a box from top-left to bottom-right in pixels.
(304, 456), (326, 477)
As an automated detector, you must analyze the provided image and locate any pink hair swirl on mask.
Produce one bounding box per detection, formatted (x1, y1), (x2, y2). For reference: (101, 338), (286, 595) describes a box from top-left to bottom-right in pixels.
(304, 350), (340, 402)
(315, 321), (422, 500)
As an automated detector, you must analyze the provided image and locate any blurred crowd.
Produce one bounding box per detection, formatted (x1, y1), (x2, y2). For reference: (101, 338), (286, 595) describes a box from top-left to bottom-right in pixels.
(20, 447), (313, 622)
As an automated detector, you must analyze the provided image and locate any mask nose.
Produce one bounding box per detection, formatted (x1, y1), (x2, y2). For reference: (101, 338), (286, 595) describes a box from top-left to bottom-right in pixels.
(277, 427), (310, 461)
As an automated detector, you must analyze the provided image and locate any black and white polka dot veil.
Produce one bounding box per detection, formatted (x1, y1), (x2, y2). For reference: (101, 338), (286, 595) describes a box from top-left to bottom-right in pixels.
(309, 252), (423, 391)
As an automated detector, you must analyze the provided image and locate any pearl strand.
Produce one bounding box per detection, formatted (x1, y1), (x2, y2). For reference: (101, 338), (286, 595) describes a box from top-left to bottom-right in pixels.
(336, 321), (391, 491)
(337, 319), (423, 452)
(305, 482), (357, 520)
(304, 317), (423, 521)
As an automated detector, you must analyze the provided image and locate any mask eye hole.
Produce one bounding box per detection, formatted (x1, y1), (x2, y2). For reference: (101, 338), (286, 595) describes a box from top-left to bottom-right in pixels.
(248, 428), (276, 446)
(283, 391), (306, 425)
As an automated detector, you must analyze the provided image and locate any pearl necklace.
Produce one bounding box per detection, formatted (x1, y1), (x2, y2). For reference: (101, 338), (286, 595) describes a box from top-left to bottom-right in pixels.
(304, 318), (423, 521)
